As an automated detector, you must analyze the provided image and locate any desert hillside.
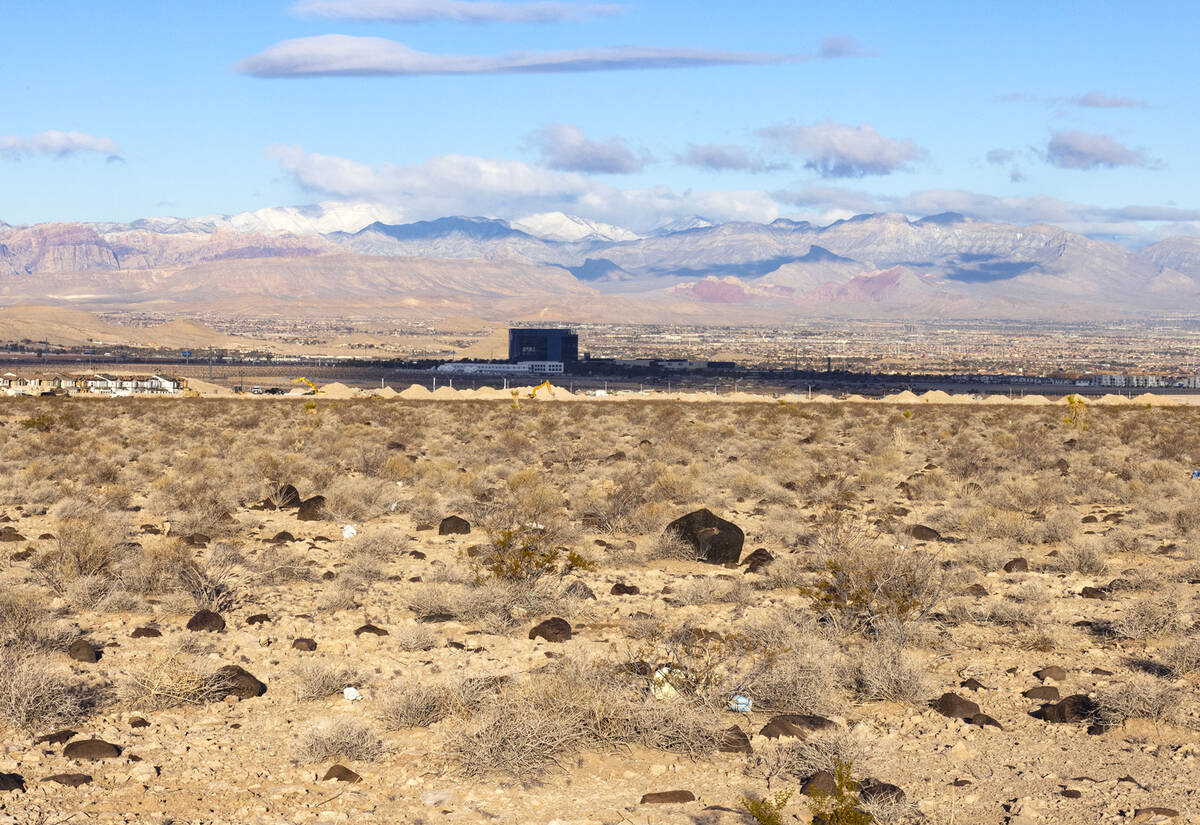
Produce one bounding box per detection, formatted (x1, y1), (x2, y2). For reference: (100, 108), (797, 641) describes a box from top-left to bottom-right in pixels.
(0, 398), (1197, 824)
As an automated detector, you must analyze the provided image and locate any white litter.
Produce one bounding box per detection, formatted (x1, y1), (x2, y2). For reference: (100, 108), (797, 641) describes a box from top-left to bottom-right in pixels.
(343, 687), (363, 701)
(342, 524), (358, 539)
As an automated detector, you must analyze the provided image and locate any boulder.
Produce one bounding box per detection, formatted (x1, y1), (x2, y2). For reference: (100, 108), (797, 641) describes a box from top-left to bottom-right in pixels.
(130, 626), (161, 638)
(438, 516), (471, 535)
(640, 790), (695, 804)
(269, 531), (295, 544)
(297, 495), (327, 522)
(1023, 686), (1060, 702)
(859, 780), (905, 805)
(717, 726), (752, 753)
(741, 548), (775, 574)
(34, 730), (77, 745)
(354, 624), (388, 637)
(246, 613), (271, 625)
(186, 610), (225, 632)
(0, 526), (26, 542)
(0, 772), (25, 792)
(610, 582), (640, 596)
(664, 509), (744, 565)
(801, 770), (837, 797)
(68, 639), (98, 663)
(43, 773), (92, 787)
(1034, 666), (1068, 682)
(906, 524), (941, 542)
(968, 713), (1003, 729)
(1039, 694), (1097, 723)
(213, 665), (266, 700)
(322, 764), (362, 783)
(562, 580), (596, 600)
(63, 739), (121, 760)
(758, 714), (838, 739)
(933, 693), (980, 720)
(1003, 557), (1029, 573)
(529, 617), (572, 643)
(292, 638), (317, 651)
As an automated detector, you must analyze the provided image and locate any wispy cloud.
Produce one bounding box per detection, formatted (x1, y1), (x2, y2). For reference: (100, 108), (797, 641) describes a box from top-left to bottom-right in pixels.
(527, 124), (650, 174)
(676, 143), (788, 174)
(291, 0), (624, 23)
(758, 119), (926, 178)
(234, 34), (859, 77)
(1044, 130), (1158, 170)
(1002, 90), (1148, 108)
(0, 130), (122, 161)
(265, 143), (778, 229)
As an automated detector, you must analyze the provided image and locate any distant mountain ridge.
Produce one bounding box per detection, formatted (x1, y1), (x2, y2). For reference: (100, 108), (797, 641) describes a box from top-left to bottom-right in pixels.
(2, 206), (1199, 321)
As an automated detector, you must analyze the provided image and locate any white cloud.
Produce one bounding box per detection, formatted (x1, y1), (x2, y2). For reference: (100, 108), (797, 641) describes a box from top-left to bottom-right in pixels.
(676, 143), (787, 173)
(1044, 130), (1158, 170)
(234, 34), (861, 77)
(1069, 91), (1146, 108)
(0, 130), (122, 160)
(266, 143), (777, 230)
(291, 0), (623, 23)
(236, 36), (784, 78)
(758, 119), (927, 178)
(528, 124), (649, 174)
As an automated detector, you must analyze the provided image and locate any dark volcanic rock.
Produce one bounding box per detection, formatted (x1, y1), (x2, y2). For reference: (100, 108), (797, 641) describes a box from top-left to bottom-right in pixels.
(801, 770), (837, 797)
(563, 580), (596, 600)
(717, 725), (752, 753)
(960, 677), (987, 691)
(1024, 686), (1061, 702)
(1035, 666), (1068, 682)
(68, 639), (98, 663)
(859, 780), (905, 805)
(741, 548), (775, 573)
(759, 714), (838, 739)
(43, 773), (92, 787)
(640, 790), (695, 804)
(130, 626), (161, 638)
(1040, 694), (1097, 723)
(0, 526), (26, 542)
(246, 613), (271, 625)
(297, 495), (327, 521)
(292, 638), (317, 651)
(322, 764), (362, 783)
(610, 582), (640, 596)
(529, 617), (572, 643)
(186, 609), (225, 632)
(1080, 586), (1107, 600)
(34, 730), (77, 745)
(933, 693), (980, 720)
(1003, 557), (1029, 573)
(438, 515), (471, 535)
(969, 713), (1003, 729)
(961, 583), (988, 597)
(63, 739), (120, 760)
(269, 530), (295, 544)
(129, 717), (150, 729)
(664, 509), (744, 565)
(0, 772), (24, 792)
(354, 624), (388, 637)
(213, 665), (266, 699)
(907, 524), (941, 542)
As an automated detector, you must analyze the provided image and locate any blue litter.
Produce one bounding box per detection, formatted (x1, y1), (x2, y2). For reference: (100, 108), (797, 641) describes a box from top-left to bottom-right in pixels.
(728, 694), (752, 713)
(1191, 470), (1200, 480)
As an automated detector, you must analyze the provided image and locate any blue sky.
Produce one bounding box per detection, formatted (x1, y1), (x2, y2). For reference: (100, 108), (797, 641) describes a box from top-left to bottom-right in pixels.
(2, 0), (1197, 242)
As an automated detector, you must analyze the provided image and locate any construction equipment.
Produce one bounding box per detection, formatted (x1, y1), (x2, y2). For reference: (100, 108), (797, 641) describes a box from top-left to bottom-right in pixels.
(526, 379), (553, 399)
(292, 377), (317, 395)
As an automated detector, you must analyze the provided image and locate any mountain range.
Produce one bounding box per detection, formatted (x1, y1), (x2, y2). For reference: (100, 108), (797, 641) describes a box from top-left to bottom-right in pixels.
(2, 202), (1199, 322)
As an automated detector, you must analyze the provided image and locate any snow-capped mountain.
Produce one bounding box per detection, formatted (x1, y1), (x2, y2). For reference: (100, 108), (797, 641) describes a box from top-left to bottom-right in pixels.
(511, 212), (641, 243)
(126, 202), (407, 237)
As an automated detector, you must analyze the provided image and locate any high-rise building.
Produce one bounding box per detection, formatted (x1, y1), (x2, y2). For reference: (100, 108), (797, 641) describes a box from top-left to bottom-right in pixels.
(508, 328), (579, 364)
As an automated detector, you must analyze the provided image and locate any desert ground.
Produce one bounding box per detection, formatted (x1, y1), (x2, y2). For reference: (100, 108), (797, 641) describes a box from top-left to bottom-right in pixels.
(0, 396), (1198, 825)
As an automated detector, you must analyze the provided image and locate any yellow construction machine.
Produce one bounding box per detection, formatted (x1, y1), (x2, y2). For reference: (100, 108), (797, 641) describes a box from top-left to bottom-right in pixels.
(292, 377), (317, 395)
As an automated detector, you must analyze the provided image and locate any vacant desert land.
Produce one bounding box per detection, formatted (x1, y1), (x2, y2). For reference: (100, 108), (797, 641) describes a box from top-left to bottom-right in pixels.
(0, 397), (1197, 825)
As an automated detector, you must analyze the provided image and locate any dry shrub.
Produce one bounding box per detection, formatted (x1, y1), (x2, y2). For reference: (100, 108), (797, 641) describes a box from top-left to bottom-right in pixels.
(0, 590), (80, 651)
(0, 648), (86, 732)
(347, 529), (406, 561)
(745, 731), (861, 786)
(250, 546), (313, 585)
(295, 719), (384, 763)
(448, 661), (719, 777)
(674, 576), (750, 606)
(33, 516), (129, 593)
(1050, 541), (1107, 575)
(317, 581), (359, 613)
(1096, 678), (1181, 726)
(294, 662), (363, 701)
(391, 624), (438, 652)
(178, 547), (242, 611)
(322, 476), (400, 522)
(378, 677), (499, 729)
(742, 651), (845, 717)
(646, 529), (695, 561)
(121, 650), (231, 710)
(1105, 525), (1145, 555)
(847, 642), (929, 704)
(1112, 600), (1182, 640)
(1161, 636), (1200, 676)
